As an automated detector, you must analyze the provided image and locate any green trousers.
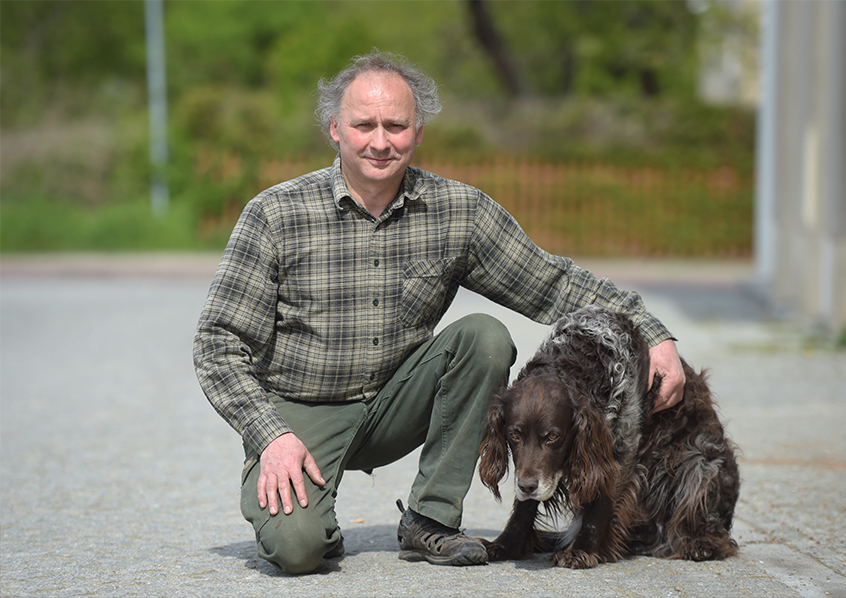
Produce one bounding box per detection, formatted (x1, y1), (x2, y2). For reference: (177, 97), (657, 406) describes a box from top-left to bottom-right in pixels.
(239, 313), (517, 574)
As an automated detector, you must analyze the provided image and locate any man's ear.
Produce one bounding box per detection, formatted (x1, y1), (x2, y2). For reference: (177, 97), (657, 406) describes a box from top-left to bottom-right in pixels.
(330, 117), (341, 143)
(415, 126), (424, 146)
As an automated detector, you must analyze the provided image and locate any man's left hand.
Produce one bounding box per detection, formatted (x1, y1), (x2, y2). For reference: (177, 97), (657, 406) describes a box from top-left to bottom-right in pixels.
(648, 338), (685, 413)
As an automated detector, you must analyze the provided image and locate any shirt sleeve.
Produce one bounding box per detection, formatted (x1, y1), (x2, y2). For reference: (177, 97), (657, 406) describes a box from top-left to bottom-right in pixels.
(462, 192), (675, 347)
(193, 198), (292, 455)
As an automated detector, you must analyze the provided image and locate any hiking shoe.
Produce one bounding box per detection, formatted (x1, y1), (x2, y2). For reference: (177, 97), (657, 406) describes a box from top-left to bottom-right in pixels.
(395, 500), (487, 566)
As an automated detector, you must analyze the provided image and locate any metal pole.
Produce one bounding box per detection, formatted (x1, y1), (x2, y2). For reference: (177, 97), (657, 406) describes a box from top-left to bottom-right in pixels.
(145, 0), (169, 215)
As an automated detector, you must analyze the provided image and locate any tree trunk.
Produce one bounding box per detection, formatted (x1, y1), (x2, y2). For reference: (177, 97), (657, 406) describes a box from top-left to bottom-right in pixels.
(466, 0), (523, 97)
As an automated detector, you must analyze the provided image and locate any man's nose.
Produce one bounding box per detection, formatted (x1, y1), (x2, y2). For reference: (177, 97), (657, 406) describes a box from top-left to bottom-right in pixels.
(370, 126), (390, 151)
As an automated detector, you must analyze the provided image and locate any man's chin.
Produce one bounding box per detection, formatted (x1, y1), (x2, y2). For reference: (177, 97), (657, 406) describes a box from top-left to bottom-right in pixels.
(363, 161), (407, 180)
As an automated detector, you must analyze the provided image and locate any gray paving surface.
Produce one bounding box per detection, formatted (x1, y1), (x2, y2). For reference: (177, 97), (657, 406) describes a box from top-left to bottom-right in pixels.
(1, 254), (844, 597)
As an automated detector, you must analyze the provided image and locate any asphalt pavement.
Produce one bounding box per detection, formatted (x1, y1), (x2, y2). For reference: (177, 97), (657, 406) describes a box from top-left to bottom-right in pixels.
(1, 254), (844, 598)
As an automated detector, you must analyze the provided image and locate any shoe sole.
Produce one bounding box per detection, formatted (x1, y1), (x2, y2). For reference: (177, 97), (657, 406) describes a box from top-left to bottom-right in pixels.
(398, 548), (488, 566)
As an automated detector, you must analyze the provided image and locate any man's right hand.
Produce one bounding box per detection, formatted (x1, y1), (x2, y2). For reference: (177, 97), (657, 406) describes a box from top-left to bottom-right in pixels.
(258, 433), (326, 516)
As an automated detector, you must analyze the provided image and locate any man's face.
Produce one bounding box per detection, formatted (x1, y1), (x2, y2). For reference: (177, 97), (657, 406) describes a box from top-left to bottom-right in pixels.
(330, 70), (423, 193)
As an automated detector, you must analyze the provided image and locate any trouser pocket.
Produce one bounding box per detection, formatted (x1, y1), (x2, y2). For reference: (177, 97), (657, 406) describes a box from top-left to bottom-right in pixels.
(241, 453), (258, 487)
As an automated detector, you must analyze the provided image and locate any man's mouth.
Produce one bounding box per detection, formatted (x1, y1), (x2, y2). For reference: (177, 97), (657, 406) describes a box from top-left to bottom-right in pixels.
(365, 155), (395, 167)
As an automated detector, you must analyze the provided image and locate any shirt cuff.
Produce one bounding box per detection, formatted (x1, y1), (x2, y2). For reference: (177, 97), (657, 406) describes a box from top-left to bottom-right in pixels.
(242, 408), (293, 456)
(636, 315), (677, 348)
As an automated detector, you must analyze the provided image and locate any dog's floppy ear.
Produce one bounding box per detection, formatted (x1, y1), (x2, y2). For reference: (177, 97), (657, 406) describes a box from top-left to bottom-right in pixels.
(479, 398), (509, 502)
(566, 402), (617, 508)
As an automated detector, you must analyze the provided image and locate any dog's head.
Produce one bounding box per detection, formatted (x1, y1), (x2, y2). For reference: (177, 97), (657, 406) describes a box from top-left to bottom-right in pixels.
(479, 372), (616, 506)
(481, 374), (574, 502)
(479, 307), (636, 507)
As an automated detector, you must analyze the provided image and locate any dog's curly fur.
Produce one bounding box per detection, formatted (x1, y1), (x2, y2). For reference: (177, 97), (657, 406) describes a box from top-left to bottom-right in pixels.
(479, 306), (740, 568)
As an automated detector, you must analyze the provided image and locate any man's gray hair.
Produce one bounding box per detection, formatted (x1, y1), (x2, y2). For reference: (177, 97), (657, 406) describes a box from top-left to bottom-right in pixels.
(315, 50), (441, 150)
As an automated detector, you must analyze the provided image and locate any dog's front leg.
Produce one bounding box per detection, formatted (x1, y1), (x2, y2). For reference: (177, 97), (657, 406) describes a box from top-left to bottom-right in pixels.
(551, 493), (614, 569)
(483, 499), (540, 561)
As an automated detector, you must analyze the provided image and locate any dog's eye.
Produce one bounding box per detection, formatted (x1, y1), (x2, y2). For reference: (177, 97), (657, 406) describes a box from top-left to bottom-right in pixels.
(546, 433), (560, 443)
(509, 432), (521, 442)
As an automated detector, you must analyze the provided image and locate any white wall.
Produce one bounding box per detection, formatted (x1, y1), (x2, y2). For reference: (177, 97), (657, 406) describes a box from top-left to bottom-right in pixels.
(754, 0), (846, 336)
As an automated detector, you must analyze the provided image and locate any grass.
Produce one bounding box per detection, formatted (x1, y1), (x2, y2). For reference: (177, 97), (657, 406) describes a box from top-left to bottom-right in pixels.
(0, 196), (220, 253)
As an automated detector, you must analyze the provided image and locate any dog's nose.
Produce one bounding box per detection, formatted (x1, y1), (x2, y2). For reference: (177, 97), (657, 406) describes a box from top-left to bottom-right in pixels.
(517, 478), (538, 495)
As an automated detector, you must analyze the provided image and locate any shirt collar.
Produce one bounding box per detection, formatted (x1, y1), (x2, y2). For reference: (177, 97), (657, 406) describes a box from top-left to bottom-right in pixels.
(330, 155), (353, 211)
(330, 155), (424, 213)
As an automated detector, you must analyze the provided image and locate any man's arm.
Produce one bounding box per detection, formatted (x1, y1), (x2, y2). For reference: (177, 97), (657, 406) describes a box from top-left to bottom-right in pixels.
(194, 199), (328, 514)
(463, 193), (684, 412)
(193, 198), (290, 454)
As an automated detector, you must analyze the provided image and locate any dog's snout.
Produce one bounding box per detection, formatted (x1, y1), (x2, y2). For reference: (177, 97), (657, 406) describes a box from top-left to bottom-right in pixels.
(518, 478), (538, 495)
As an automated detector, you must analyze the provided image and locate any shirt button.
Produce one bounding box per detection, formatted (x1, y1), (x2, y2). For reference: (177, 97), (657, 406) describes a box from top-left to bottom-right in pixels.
(373, 299), (379, 306)
(374, 259), (380, 267)
(369, 373), (375, 381)
(373, 338), (379, 346)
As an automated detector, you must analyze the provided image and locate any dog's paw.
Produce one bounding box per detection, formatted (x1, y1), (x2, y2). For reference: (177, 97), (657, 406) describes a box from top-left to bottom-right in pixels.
(482, 540), (512, 562)
(551, 548), (601, 569)
(678, 535), (738, 561)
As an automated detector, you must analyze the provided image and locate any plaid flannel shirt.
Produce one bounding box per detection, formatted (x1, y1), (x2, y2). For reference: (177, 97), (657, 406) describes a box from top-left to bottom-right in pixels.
(193, 157), (674, 455)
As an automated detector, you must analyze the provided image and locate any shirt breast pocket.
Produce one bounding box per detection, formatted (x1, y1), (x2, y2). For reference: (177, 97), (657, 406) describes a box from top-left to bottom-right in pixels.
(399, 258), (456, 329)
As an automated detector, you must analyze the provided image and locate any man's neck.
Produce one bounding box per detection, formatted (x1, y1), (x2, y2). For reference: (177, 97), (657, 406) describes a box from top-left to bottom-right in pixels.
(342, 169), (405, 219)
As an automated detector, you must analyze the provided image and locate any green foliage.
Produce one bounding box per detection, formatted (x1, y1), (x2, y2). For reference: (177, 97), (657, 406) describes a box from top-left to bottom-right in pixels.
(0, 0), (758, 254)
(173, 86), (282, 156)
(490, 0), (699, 98)
(1, 1), (147, 125)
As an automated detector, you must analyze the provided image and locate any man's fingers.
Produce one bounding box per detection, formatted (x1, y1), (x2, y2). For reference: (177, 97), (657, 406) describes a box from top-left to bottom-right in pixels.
(653, 370), (684, 413)
(257, 473), (268, 509)
(258, 470), (308, 515)
(303, 454), (326, 488)
(653, 392), (671, 413)
(258, 472), (281, 515)
(289, 470), (309, 509)
(278, 474), (294, 515)
(257, 470), (295, 516)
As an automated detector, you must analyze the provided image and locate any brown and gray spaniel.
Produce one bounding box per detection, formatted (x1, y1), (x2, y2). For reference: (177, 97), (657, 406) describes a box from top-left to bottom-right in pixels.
(479, 306), (740, 569)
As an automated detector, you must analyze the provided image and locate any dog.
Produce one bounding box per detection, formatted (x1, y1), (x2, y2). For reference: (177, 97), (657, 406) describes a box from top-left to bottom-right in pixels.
(479, 306), (740, 569)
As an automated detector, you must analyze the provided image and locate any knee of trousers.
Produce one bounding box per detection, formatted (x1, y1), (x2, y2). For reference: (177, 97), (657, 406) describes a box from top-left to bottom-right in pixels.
(255, 513), (335, 575)
(450, 313), (517, 373)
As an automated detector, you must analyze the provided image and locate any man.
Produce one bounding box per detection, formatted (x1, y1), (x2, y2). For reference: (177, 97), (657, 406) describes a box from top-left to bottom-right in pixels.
(193, 51), (685, 575)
